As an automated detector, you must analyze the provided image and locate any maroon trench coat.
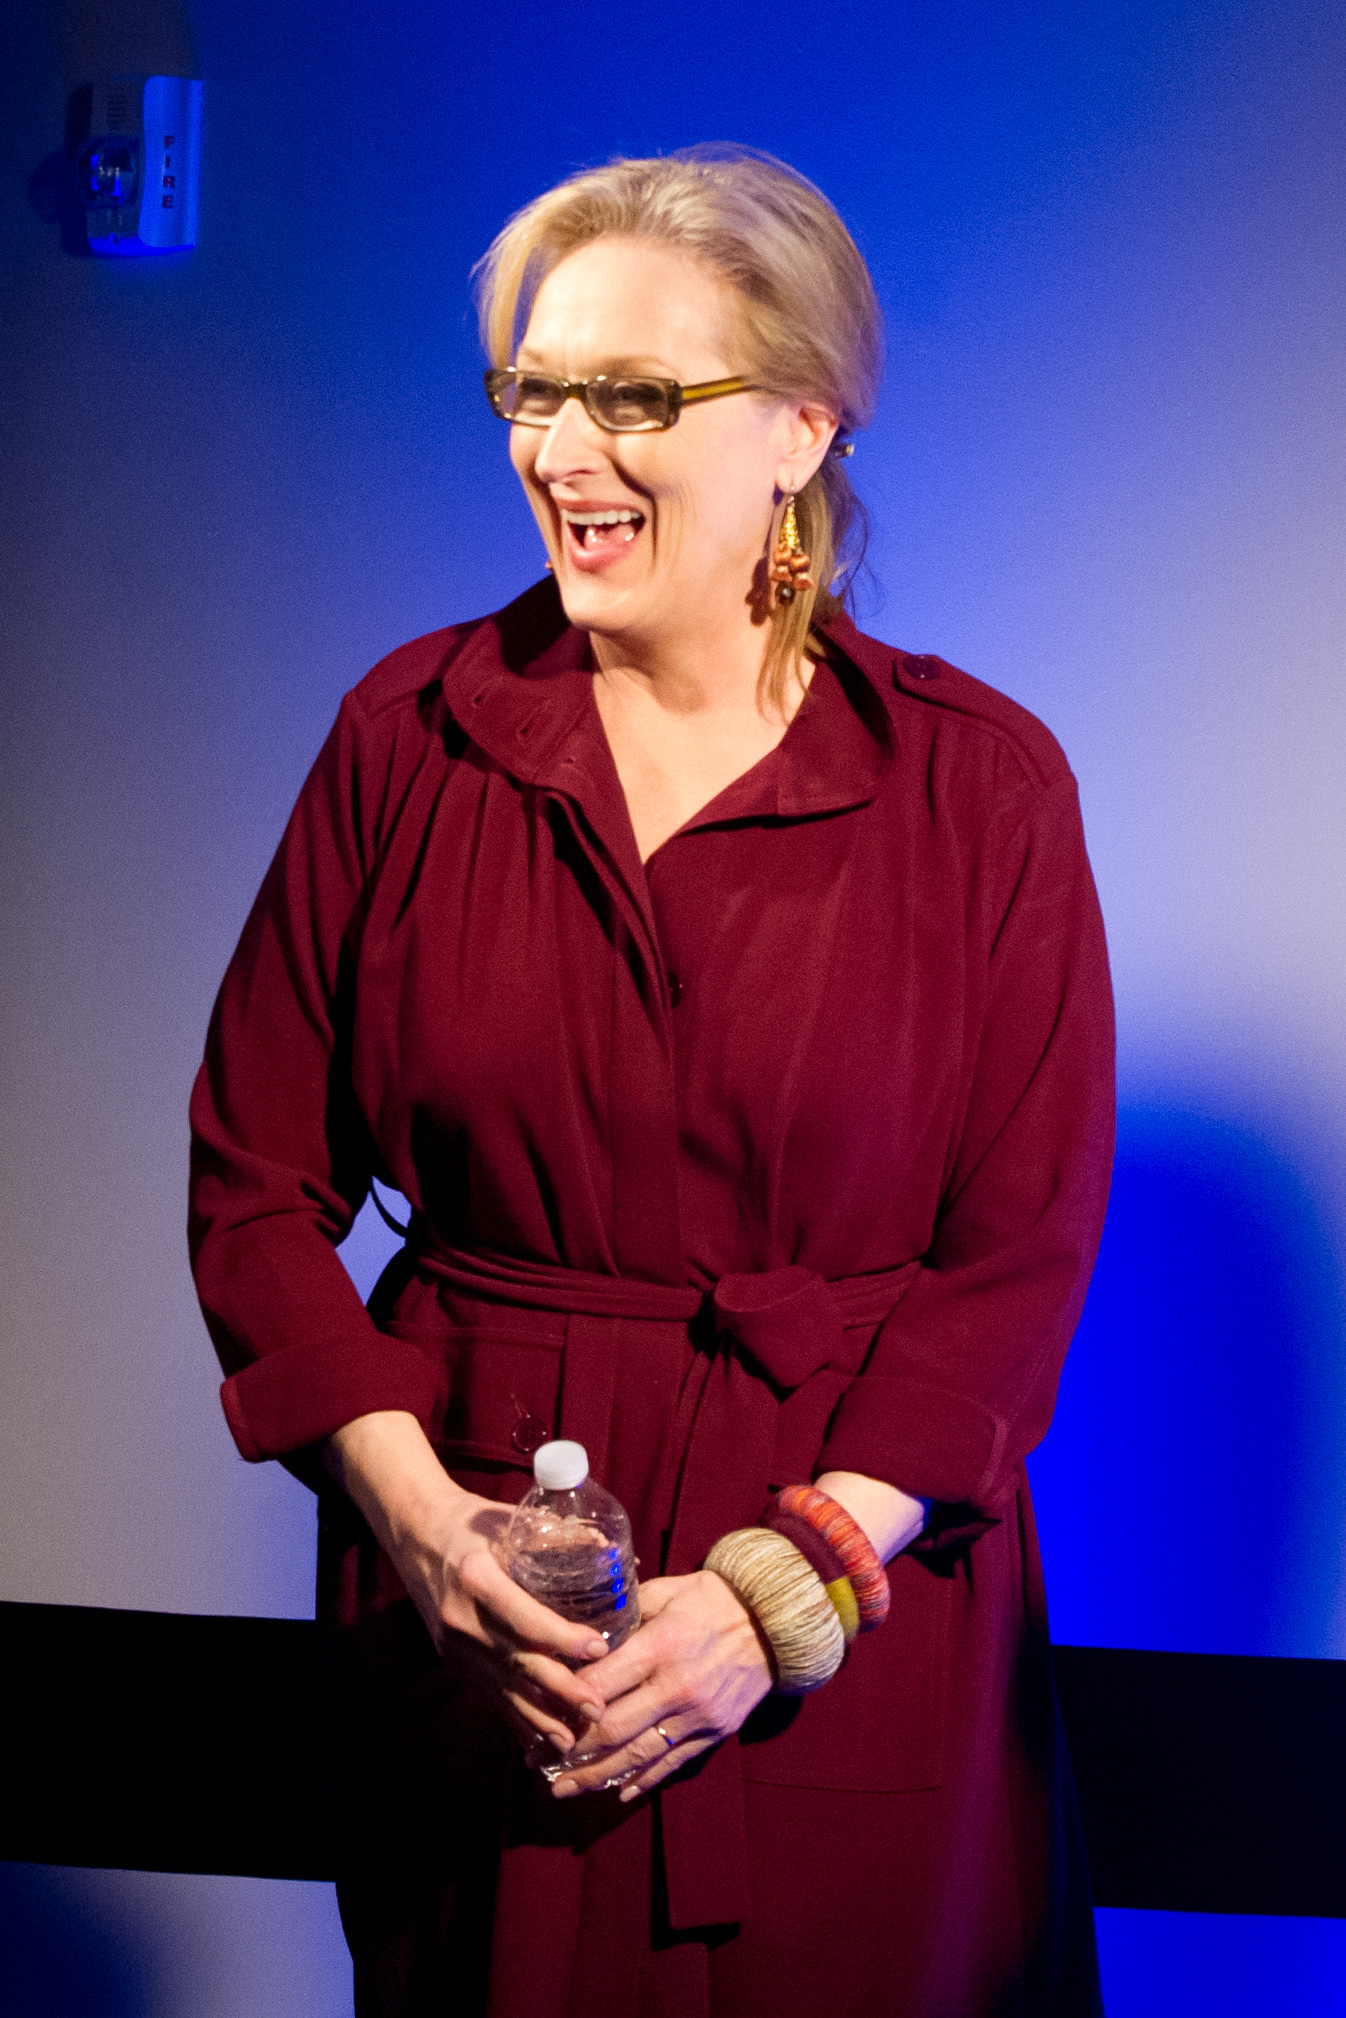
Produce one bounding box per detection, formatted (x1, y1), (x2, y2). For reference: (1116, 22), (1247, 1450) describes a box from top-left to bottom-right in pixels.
(189, 579), (1115, 2018)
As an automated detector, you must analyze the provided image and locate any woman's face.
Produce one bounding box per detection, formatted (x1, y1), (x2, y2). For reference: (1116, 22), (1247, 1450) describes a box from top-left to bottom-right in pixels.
(508, 235), (833, 650)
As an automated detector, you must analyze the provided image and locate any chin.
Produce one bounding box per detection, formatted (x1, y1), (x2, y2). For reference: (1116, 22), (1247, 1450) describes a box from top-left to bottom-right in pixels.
(554, 569), (652, 639)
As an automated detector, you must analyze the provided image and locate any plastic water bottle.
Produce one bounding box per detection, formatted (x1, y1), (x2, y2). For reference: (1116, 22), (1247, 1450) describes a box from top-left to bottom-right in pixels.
(503, 1441), (641, 1781)
(504, 1440), (641, 1652)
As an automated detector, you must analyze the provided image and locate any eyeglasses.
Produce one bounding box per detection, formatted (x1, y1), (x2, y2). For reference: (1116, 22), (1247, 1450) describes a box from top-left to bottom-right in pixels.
(484, 367), (758, 434)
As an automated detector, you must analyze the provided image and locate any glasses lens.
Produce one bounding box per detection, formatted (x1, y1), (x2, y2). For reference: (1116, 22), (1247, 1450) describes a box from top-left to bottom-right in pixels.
(589, 379), (670, 431)
(490, 372), (565, 422)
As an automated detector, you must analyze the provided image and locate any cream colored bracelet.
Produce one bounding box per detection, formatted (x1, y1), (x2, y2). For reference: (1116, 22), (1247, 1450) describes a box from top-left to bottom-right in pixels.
(704, 1527), (846, 1694)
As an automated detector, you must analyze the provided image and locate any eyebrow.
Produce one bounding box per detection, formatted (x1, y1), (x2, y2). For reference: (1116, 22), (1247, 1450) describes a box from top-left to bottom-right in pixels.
(512, 350), (681, 378)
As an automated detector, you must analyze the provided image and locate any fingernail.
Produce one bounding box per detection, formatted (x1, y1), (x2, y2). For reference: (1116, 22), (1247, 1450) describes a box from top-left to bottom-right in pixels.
(584, 1639), (607, 1659)
(619, 1783), (643, 1804)
(581, 1701), (604, 1722)
(552, 1778), (578, 1800)
(548, 1730), (573, 1754)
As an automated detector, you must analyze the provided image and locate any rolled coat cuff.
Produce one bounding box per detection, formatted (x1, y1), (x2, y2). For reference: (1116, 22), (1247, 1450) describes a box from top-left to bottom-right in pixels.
(816, 1373), (1008, 1511)
(220, 1338), (441, 1463)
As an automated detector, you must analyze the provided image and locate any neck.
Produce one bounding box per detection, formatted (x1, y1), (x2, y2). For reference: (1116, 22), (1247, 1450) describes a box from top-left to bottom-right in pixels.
(589, 603), (806, 726)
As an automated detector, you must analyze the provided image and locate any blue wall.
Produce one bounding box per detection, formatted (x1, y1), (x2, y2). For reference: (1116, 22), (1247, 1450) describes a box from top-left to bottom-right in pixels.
(3, 0), (1344, 2009)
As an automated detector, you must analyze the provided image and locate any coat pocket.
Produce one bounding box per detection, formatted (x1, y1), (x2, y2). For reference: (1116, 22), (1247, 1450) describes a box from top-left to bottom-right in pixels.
(737, 1551), (951, 1791)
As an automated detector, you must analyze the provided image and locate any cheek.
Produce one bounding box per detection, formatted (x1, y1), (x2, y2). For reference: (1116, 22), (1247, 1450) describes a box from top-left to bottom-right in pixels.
(670, 423), (779, 558)
(680, 468), (772, 562)
(509, 437), (555, 538)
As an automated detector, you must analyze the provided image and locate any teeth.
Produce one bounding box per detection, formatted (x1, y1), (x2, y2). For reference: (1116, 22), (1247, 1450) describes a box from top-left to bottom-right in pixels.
(564, 509), (642, 526)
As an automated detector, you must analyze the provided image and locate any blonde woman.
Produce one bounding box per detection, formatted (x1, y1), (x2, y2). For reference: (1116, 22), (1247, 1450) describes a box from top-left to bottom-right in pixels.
(191, 146), (1114, 2016)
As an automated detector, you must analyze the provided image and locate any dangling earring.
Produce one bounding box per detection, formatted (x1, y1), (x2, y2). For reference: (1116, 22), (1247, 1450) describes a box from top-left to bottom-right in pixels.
(768, 493), (816, 608)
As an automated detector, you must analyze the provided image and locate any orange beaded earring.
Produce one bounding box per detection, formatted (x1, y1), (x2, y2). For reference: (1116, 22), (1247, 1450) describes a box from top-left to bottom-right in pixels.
(768, 493), (816, 607)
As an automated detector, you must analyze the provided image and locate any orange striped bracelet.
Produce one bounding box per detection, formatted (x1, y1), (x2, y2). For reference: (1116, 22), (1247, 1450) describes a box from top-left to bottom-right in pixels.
(775, 1485), (890, 1631)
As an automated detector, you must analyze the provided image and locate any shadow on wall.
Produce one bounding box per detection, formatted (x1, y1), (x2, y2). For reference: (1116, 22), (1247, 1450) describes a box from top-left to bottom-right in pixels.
(27, 91), (95, 256)
(0, 1863), (152, 2018)
(1032, 1101), (1346, 1659)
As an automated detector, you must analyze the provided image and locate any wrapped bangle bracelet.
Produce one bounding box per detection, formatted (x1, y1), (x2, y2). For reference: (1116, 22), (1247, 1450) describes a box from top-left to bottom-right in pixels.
(764, 1507), (860, 1643)
(704, 1527), (846, 1694)
(822, 1573), (861, 1642)
(776, 1484), (891, 1631)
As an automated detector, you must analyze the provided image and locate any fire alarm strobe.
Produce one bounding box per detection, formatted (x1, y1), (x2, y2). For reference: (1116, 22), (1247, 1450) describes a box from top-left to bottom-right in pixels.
(77, 76), (203, 256)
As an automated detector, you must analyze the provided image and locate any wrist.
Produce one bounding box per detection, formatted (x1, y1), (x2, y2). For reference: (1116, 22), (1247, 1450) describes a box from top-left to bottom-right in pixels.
(696, 1567), (774, 1662)
(773, 1483), (891, 1632)
(703, 1530), (846, 1694)
(812, 1470), (929, 1563)
(324, 1410), (469, 1567)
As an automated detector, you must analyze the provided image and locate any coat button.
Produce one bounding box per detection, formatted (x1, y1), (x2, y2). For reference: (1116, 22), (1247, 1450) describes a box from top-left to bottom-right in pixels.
(510, 1413), (547, 1456)
(667, 971), (683, 1006)
(905, 655), (941, 681)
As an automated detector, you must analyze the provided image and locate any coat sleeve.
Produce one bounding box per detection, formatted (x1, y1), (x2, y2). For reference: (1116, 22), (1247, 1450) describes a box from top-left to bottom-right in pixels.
(188, 692), (440, 1465)
(815, 770), (1115, 1525)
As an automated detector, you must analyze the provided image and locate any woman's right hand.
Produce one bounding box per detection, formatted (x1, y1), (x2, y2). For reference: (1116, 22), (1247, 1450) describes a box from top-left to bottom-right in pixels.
(323, 1409), (610, 1754)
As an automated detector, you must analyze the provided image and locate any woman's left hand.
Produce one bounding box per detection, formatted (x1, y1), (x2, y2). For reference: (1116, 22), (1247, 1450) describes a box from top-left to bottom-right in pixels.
(548, 1569), (773, 1801)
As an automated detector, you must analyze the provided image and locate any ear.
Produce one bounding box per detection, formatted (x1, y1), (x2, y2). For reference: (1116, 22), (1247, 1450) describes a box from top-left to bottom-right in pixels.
(775, 400), (839, 495)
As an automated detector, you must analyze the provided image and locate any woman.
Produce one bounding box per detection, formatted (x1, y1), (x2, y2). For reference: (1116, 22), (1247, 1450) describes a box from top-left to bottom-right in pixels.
(190, 147), (1114, 2017)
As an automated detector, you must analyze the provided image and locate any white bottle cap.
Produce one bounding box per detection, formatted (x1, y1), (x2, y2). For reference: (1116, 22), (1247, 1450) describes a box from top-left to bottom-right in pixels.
(533, 1440), (589, 1491)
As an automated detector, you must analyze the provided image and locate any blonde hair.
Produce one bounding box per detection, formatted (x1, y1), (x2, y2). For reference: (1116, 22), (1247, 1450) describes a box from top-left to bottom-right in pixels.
(473, 145), (883, 710)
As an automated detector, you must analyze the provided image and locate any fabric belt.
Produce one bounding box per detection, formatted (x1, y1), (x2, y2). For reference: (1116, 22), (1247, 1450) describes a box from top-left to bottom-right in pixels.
(409, 1225), (919, 1927)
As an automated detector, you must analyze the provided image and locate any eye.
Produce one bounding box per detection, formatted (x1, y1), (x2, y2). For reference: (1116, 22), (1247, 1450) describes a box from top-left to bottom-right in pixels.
(512, 374), (564, 417)
(594, 379), (668, 429)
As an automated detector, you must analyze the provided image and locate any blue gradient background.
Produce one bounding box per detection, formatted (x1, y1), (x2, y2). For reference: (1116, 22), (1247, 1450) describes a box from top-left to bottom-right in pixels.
(2, 0), (1344, 2009)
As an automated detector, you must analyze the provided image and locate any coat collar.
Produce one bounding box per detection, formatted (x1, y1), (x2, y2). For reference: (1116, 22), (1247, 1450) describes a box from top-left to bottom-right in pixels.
(439, 577), (896, 824)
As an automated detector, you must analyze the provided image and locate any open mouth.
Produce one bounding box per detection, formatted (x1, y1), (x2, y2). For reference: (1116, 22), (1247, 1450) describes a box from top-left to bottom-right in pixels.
(562, 508), (646, 561)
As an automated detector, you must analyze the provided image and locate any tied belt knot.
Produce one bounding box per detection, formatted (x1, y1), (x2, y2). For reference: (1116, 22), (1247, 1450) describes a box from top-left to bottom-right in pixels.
(708, 1263), (847, 1391)
(408, 1229), (918, 1930)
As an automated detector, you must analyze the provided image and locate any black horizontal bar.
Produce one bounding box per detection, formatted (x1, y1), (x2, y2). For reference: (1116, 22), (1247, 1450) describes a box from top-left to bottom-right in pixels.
(0, 1604), (328, 1881)
(2, 1604), (1343, 1915)
(1053, 1643), (1346, 1917)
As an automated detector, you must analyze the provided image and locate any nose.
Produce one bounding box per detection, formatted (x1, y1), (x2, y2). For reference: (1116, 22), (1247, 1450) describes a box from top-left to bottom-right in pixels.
(532, 393), (610, 485)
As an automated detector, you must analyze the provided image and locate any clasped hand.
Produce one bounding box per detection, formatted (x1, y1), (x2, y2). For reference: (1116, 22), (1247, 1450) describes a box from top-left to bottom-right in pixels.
(323, 1413), (773, 1800)
(548, 1570), (774, 1801)
(426, 1505), (773, 1802)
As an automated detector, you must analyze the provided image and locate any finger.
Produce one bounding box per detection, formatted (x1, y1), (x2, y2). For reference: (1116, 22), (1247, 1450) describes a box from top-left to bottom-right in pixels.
(465, 1547), (606, 1658)
(579, 1679), (672, 1755)
(573, 1621), (662, 1704)
(444, 1622), (606, 1725)
(573, 1573), (697, 1699)
(619, 1732), (715, 1801)
(551, 1721), (713, 1800)
(502, 1687), (590, 1752)
(505, 1648), (608, 1721)
(625, 1576), (679, 1616)
(508, 1646), (604, 1700)
(463, 1551), (611, 1666)
(505, 1661), (606, 1738)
